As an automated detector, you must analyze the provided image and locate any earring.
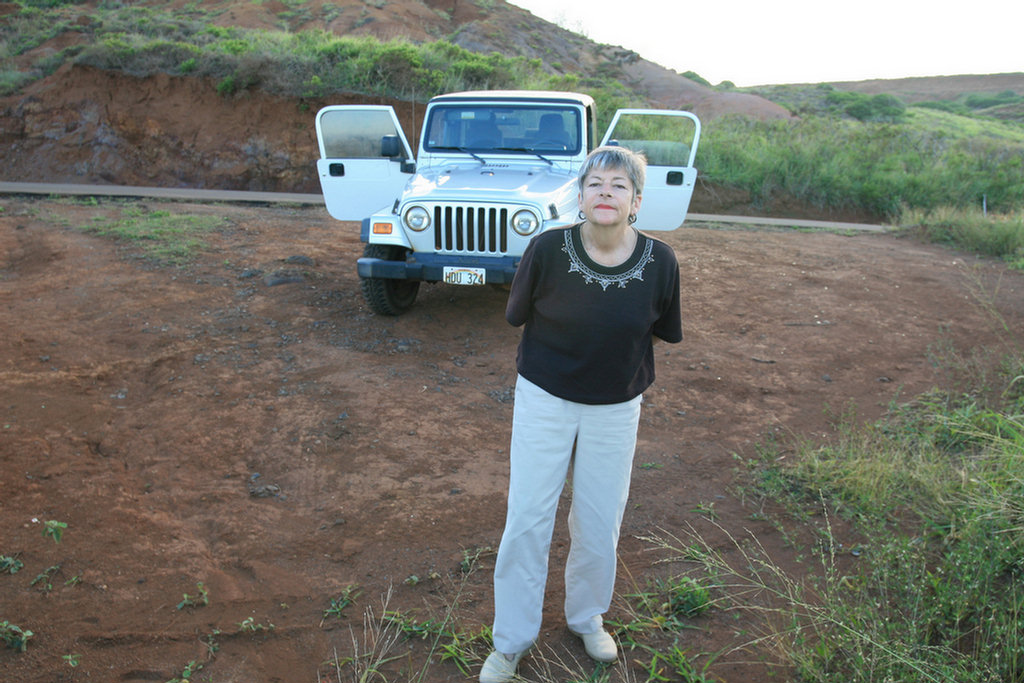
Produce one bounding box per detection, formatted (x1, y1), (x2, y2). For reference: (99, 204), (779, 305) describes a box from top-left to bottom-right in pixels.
(578, 210), (586, 220)
(628, 214), (638, 224)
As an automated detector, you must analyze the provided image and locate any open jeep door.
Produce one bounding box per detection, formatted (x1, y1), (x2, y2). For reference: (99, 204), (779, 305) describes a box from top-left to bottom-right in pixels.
(315, 105), (415, 221)
(599, 110), (701, 231)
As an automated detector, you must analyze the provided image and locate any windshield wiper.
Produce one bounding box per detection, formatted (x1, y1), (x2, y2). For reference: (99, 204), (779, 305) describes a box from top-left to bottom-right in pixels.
(496, 148), (554, 165)
(431, 146), (487, 164)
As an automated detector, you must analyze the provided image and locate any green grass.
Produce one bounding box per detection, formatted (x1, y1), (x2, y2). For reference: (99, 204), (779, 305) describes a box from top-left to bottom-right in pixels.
(699, 347), (1024, 683)
(698, 110), (1024, 218)
(77, 206), (228, 263)
(896, 205), (1024, 270)
(2, 3), (562, 98)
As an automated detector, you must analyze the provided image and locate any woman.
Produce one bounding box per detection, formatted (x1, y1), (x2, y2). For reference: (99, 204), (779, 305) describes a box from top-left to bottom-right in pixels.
(481, 145), (683, 683)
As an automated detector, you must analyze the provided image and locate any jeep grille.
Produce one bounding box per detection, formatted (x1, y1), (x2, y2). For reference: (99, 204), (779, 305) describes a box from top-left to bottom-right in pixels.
(431, 204), (509, 255)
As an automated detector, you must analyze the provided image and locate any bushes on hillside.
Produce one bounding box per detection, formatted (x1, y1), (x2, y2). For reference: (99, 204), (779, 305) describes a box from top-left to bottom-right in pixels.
(699, 113), (1024, 217)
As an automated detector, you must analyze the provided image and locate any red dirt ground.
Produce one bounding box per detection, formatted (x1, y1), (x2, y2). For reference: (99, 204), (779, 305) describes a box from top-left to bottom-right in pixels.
(2, 195), (1022, 682)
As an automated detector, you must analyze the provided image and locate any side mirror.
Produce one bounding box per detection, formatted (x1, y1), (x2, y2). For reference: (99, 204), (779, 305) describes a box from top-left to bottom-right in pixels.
(381, 135), (403, 158)
(382, 135), (415, 173)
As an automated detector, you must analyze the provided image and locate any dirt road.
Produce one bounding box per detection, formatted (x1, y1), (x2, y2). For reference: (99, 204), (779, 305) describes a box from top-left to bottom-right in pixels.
(0, 181), (890, 235)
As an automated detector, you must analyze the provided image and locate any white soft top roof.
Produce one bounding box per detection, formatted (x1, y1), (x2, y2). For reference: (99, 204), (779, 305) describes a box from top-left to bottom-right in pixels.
(428, 90), (595, 107)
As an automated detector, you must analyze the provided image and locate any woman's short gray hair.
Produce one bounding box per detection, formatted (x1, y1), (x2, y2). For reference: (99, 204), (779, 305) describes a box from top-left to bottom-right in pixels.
(577, 145), (647, 197)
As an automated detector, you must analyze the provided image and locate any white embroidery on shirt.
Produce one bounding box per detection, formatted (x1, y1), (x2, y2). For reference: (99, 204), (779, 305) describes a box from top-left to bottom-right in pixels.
(563, 228), (654, 290)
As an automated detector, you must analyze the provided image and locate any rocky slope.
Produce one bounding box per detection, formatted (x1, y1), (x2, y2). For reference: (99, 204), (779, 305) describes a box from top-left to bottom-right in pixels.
(0, 0), (797, 196)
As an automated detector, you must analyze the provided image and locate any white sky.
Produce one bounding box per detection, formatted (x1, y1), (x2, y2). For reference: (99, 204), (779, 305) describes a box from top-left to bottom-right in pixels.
(510, 0), (1023, 87)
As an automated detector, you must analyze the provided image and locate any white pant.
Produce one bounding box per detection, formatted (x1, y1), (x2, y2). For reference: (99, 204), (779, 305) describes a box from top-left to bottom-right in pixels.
(492, 375), (643, 654)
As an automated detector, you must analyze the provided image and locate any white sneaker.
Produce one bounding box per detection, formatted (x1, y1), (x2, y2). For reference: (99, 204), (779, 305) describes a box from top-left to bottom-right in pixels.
(575, 628), (617, 662)
(480, 649), (525, 683)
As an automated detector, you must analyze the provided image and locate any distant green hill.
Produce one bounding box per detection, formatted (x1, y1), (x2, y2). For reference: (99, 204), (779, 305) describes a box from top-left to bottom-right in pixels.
(2, 0), (1022, 223)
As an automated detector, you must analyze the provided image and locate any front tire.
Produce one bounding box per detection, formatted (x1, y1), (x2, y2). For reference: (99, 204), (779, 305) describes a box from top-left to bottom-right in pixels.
(360, 244), (420, 315)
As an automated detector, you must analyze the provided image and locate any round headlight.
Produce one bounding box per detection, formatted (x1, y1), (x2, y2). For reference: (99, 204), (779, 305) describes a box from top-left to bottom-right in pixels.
(510, 209), (540, 236)
(404, 206), (431, 232)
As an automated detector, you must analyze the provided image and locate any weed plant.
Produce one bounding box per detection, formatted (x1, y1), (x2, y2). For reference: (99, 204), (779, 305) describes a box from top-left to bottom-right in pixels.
(176, 581), (209, 610)
(382, 610), (491, 676)
(41, 519), (67, 543)
(316, 544), (718, 682)
(612, 574), (713, 636)
(238, 616), (275, 633)
(0, 554), (23, 575)
(166, 659), (202, 683)
(321, 583), (361, 624)
(632, 642), (717, 683)
(319, 589), (412, 683)
(0, 620), (33, 652)
(30, 564), (61, 593)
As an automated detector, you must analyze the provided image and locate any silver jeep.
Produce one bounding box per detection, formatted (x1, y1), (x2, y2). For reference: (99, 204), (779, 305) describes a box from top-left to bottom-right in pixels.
(316, 90), (700, 315)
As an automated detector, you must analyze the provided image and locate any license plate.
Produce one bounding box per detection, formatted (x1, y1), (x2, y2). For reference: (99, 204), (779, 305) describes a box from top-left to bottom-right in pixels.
(443, 266), (486, 286)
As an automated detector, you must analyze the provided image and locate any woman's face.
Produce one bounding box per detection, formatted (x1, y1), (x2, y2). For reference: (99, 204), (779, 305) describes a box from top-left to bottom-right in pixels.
(579, 165), (642, 227)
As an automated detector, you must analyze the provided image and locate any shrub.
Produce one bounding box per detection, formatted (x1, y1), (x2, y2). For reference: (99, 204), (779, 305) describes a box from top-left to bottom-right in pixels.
(215, 37), (251, 56)
(965, 89), (1021, 109)
(0, 69), (33, 96)
(680, 70), (711, 87)
(215, 74), (238, 96)
(827, 90), (906, 122)
(21, 0), (84, 6)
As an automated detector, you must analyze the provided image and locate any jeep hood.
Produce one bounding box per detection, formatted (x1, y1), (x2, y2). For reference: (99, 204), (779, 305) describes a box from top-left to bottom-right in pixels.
(401, 164), (579, 206)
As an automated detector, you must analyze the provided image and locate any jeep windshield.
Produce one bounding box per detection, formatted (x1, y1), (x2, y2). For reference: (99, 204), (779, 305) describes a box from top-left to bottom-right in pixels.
(423, 104), (582, 155)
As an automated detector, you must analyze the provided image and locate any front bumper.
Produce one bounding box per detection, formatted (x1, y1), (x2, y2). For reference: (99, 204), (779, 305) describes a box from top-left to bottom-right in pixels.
(357, 252), (520, 284)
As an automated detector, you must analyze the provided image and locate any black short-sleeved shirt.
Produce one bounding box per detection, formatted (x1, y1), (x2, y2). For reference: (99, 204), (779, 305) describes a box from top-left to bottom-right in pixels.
(506, 223), (682, 405)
